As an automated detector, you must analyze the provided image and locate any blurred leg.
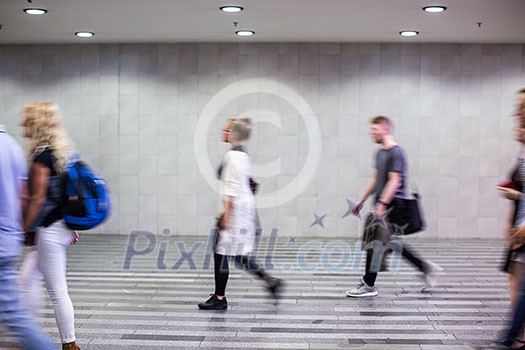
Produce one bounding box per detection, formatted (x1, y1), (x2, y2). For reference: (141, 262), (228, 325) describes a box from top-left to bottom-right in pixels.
(19, 249), (44, 316)
(0, 260), (57, 350)
(38, 222), (76, 344)
(214, 253), (229, 296)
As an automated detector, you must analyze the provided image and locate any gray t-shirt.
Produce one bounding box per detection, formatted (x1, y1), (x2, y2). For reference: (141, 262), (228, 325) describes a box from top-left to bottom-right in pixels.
(374, 145), (407, 203)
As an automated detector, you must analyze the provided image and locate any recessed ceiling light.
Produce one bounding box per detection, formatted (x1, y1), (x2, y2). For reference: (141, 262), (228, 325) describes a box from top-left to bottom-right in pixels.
(23, 8), (47, 15)
(236, 30), (254, 37)
(220, 5), (244, 13)
(399, 30), (419, 37)
(75, 31), (94, 38)
(423, 6), (447, 13)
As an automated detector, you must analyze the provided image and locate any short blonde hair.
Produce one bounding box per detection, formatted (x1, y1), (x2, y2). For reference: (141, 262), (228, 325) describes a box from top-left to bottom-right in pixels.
(23, 102), (72, 173)
(231, 116), (252, 142)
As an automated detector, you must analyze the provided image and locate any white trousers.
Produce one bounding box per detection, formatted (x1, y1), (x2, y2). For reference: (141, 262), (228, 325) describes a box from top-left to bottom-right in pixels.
(19, 250), (44, 315)
(19, 220), (76, 343)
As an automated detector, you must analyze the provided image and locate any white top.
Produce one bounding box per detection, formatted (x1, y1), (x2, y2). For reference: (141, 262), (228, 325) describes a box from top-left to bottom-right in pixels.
(215, 150), (256, 256)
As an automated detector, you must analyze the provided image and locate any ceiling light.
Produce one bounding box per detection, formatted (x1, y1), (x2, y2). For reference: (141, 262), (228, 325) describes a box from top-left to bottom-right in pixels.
(220, 5), (244, 13)
(236, 30), (254, 37)
(23, 8), (47, 15)
(75, 31), (94, 38)
(399, 30), (419, 37)
(423, 6), (447, 13)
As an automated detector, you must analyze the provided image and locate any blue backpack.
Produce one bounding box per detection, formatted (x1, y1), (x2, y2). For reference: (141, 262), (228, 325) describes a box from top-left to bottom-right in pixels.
(62, 155), (110, 230)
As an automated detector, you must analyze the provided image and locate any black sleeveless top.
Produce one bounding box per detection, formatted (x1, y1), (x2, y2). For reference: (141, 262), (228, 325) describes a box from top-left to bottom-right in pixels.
(29, 148), (64, 230)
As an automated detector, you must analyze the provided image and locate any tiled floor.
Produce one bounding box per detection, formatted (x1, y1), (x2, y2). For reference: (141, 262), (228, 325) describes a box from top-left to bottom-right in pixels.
(0, 234), (512, 349)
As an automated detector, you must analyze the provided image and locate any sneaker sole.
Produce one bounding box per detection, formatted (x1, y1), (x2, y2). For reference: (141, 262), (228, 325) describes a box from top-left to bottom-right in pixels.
(422, 269), (444, 290)
(197, 304), (228, 310)
(198, 304), (228, 310)
(346, 291), (378, 298)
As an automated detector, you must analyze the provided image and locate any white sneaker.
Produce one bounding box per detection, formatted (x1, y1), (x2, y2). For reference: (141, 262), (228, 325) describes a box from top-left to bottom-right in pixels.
(421, 260), (443, 292)
(346, 280), (378, 297)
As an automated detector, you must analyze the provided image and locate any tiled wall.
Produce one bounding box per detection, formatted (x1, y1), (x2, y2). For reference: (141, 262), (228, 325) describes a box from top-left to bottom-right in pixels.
(1, 43), (523, 238)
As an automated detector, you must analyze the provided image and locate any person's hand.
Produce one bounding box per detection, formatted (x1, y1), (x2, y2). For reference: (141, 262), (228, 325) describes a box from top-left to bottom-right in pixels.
(510, 226), (525, 239)
(351, 200), (364, 215)
(373, 203), (387, 219)
(70, 231), (79, 245)
(504, 224), (513, 239)
(219, 215), (228, 231)
(510, 226), (525, 249)
(496, 186), (521, 200)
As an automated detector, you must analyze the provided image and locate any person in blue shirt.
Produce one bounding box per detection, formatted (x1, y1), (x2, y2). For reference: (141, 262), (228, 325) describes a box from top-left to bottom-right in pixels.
(0, 124), (57, 350)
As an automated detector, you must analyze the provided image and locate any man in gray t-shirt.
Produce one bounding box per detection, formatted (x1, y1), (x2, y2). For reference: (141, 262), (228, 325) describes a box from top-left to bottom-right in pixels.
(374, 145), (406, 202)
(346, 116), (442, 298)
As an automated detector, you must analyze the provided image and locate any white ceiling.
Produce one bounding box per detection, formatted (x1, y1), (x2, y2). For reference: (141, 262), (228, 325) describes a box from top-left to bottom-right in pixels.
(1, 0), (524, 44)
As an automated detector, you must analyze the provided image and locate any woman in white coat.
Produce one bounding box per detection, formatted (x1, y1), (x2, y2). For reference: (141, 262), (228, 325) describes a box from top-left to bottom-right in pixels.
(198, 117), (282, 310)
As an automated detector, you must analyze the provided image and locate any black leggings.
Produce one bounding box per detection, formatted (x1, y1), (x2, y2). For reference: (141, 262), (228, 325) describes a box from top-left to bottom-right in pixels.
(214, 253), (265, 296)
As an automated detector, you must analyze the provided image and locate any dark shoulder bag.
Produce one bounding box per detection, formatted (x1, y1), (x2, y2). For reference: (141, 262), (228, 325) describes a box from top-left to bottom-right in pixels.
(388, 193), (425, 235)
(387, 148), (425, 235)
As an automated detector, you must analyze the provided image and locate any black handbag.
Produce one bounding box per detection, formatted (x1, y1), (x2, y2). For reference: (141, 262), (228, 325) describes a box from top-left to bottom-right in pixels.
(388, 193), (425, 235)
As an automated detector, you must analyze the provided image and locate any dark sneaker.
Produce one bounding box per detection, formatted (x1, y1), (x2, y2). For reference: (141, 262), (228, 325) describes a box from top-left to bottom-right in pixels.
(267, 278), (284, 302)
(198, 294), (227, 310)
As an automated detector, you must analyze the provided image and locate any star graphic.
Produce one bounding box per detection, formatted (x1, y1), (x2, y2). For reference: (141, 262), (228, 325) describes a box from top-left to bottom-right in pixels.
(288, 235), (297, 244)
(365, 207), (393, 231)
(393, 223), (409, 236)
(341, 198), (361, 220)
(309, 213), (327, 228)
(365, 215), (387, 230)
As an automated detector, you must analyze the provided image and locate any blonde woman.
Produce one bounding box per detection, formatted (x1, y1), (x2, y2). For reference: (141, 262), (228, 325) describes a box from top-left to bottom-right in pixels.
(494, 88), (525, 350)
(20, 102), (80, 350)
(198, 117), (282, 310)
